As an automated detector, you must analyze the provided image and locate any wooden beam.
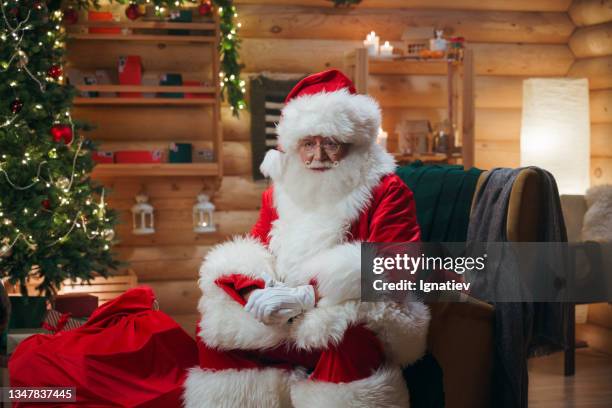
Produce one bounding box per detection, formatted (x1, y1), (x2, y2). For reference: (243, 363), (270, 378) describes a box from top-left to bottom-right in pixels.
(568, 56), (612, 90)
(592, 123), (612, 157)
(145, 280), (200, 315)
(214, 176), (268, 211)
(592, 157), (612, 185)
(369, 75), (524, 109)
(115, 245), (211, 262)
(222, 106), (251, 141)
(591, 89), (612, 123)
(113, 210), (258, 246)
(474, 140), (520, 169)
(569, 22), (612, 58)
(103, 176), (264, 211)
(569, 0), (612, 27)
(239, 39), (574, 76)
(237, 6), (573, 44)
(130, 258), (202, 281)
(462, 48), (476, 170)
(73, 105), (215, 141)
(234, 0), (572, 12)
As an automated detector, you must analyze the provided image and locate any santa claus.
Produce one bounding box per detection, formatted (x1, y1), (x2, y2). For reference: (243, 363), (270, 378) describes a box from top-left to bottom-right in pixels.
(184, 69), (430, 407)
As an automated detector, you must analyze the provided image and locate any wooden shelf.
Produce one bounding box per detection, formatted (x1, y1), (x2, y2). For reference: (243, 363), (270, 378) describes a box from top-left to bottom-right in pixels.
(69, 34), (215, 43)
(344, 47), (475, 169)
(92, 163), (220, 178)
(68, 13), (224, 181)
(74, 97), (216, 106)
(76, 85), (216, 93)
(369, 58), (459, 75)
(71, 21), (216, 30)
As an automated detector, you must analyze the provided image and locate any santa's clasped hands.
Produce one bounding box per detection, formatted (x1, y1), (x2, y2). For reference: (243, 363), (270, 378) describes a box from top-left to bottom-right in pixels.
(244, 275), (316, 325)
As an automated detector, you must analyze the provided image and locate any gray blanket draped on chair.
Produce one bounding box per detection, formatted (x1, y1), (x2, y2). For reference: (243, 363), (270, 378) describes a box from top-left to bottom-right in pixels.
(467, 167), (569, 408)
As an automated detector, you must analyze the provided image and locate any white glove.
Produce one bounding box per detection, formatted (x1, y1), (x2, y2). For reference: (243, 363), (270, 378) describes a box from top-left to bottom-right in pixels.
(245, 285), (316, 325)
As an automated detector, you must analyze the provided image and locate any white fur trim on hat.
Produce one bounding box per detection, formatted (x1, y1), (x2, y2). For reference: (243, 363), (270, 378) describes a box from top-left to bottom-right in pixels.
(276, 88), (381, 151)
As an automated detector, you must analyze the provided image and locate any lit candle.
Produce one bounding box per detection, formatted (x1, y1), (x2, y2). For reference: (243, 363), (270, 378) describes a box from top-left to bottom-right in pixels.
(363, 31), (380, 57)
(379, 41), (394, 58)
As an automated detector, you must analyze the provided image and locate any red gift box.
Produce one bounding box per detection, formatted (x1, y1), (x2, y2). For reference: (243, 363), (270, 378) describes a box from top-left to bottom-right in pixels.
(184, 80), (214, 99)
(115, 150), (163, 164)
(88, 11), (121, 34)
(118, 56), (142, 98)
(92, 151), (114, 164)
(54, 294), (99, 318)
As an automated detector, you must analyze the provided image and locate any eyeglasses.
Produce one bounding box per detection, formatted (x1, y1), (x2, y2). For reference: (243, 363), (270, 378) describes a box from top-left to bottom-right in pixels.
(298, 138), (343, 155)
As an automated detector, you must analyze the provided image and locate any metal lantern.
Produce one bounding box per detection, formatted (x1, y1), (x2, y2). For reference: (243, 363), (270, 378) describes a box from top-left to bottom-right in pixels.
(131, 194), (155, 235)
(193, 193), (216, 233)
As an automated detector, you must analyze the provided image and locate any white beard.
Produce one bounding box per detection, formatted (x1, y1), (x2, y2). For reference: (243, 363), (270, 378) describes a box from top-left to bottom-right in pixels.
(262, 142), (397, 283)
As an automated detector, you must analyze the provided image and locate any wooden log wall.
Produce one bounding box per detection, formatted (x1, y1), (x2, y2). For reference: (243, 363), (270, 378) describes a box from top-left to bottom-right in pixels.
(568, 0), (612, 186)
(93, 0), (595, 331)
(234, 0), (575, 172)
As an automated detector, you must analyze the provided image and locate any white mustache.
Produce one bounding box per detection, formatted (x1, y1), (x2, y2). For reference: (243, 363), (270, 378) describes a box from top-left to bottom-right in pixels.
(306, 160), (334, 169)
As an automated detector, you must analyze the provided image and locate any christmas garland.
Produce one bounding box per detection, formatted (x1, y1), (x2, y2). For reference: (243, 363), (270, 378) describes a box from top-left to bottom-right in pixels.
(66, 0), (246, 115)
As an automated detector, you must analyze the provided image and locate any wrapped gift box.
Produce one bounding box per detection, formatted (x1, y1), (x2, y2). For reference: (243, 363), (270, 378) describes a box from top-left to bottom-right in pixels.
(169, 143), (192, 163)
(184, 80), (214, 99)
(88, 11), (121, 34)
(115, 150), (163, 164)
(193, 148), (215, 163)
(159, 73), (183, 98)
(54, 294), (99, 318)
(118, 56), (143, 97)
(92, 151), (114, 164)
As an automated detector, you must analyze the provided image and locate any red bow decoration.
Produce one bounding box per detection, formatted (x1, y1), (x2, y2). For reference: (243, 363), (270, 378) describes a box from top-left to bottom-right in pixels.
(50, 124), (73, 145)
(42, 310), (83, 333)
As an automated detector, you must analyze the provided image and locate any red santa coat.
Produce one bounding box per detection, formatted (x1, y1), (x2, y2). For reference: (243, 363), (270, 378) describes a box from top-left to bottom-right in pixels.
(185, 167), (430, 408)
(252, 173), (421, 246)
(215, 173), (421, 305)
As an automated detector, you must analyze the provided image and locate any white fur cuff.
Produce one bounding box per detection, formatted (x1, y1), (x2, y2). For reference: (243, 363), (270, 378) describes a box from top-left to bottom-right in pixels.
(183, 367), (294, 408)
(290, 366), (410, 408)
(198, 236), (289, 350)
(199, 235), (276, 286)
(302, 242), (362, 307)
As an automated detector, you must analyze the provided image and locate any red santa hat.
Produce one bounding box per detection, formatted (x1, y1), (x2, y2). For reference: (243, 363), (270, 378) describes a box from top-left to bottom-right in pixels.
(276, 69), (381, 151)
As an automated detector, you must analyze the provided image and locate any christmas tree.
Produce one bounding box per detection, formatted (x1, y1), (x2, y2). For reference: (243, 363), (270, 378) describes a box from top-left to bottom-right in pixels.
(0, 1), (120, 296)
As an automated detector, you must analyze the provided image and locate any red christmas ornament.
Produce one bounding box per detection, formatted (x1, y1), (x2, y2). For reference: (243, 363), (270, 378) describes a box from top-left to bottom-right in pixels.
(42, 199), (50, 209)
(10, 99), (23, 114)
(8, 7), (19, 18)
(198, 1), (213, 16)
(51, 124), (73, 145)
(63, 8), (78, 25)
(125, 4), (141, 21)
(47, 65), (62, 79)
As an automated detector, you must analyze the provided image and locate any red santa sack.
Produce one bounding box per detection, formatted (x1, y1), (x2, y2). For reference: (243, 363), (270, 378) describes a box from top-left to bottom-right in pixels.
(9, 286), (198, 407)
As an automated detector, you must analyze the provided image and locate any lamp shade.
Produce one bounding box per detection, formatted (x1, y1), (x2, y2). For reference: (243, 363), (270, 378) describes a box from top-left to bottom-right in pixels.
(520, 78), (590, 195)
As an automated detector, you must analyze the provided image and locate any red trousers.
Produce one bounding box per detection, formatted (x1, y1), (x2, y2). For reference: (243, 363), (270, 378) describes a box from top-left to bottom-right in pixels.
(197, 323), (385, 383)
